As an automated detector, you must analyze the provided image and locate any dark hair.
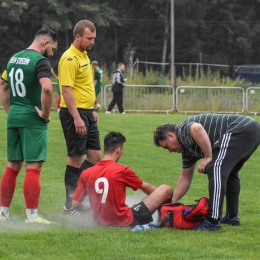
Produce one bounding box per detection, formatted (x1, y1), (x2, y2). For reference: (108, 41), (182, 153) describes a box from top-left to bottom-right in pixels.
(35, 27), (61, 45)
(73, 20), (96, 37)
(153, 124), (176, 146)
(104, 132), (126, 153)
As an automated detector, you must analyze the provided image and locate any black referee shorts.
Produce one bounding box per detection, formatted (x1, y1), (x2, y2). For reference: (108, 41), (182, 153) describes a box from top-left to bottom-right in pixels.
(59, 108), (101, 156)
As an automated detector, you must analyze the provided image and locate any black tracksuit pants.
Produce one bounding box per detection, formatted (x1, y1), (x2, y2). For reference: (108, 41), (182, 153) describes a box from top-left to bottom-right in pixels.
(107, 91), (124, 113)
(206, 121), (260, 220)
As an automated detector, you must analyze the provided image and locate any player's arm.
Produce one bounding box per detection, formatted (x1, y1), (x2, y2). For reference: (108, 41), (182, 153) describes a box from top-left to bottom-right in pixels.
(34, 59), (53, 122)
(190, 123), (212, 173)
(72, 200), (91, 211)
(0, 75), (10, 113)
(72, 200), (81, 208)
(92, 110), (99, 124)
(59, 58), (87, 135)
(62, 86), (87, 135)
(38, 77), (53, 122)
(93, 79), (97, 87)
(51, 67), (58, 79)
(72, 177), (91, 211)
(93, 71), (99, 87)
(116, 72), (122, 84)
(139, 181), (157, 195)
(172, 164), (195, 203)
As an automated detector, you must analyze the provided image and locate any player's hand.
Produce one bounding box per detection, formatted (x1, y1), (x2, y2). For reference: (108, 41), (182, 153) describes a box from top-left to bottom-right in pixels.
(80, 201), (92, 212)
(74, 117), (87, 135)
(92, 110), (99, 124)
(198, 157), (212, 173)
(35, 106), (50, 123)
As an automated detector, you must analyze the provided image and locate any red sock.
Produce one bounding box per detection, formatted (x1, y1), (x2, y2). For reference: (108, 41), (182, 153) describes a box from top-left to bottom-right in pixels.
(0, 167), (19, 207)
(23, 169), (41, 209)
(56, 97), (60, 109)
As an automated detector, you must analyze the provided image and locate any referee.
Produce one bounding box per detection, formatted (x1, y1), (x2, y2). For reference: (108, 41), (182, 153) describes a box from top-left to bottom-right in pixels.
(58, 20), (102, 215)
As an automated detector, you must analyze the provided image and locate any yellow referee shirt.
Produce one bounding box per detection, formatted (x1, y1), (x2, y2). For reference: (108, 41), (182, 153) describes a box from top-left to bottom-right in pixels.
(58, 44), (95, 109)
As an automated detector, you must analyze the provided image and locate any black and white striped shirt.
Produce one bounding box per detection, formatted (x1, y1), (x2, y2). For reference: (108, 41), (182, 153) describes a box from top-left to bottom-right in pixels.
(175, 114), (256, 168)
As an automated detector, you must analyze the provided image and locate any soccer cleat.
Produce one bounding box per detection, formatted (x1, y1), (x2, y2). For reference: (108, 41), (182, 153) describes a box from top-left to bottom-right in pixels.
(95, 103), (101, 111)
(25, 215), (52, 224)
(189, 219), (221, 231)
(63, 206), (81, 216)
(0, 212), (10, 221)
(121, 112), (125, 114)
(220, 215), (240, 226)
(105, 111), (111, 114)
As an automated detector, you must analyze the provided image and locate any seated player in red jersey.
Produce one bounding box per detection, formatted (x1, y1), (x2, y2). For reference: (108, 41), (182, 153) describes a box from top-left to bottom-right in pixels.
(72, 131), (172, 227)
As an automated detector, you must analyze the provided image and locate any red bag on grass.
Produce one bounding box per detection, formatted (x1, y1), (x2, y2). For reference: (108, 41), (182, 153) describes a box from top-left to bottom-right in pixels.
(159, 197), (209, 229)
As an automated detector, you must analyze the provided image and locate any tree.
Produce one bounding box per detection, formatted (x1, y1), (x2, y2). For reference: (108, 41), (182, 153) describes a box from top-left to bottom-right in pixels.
(0, 0), (120, 70)
(148, 0), (170, 74)
(2, 1), (260, 77)
(197, 0), (260, 70)
(0, 0), (28, 69)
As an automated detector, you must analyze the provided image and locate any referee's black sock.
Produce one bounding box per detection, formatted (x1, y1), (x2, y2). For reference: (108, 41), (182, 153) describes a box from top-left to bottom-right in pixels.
(64, 165), (81, 209)
(80, 160), (94, 172)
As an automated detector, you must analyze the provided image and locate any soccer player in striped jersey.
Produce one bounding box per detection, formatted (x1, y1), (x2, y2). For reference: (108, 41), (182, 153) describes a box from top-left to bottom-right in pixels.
(154, 113), (260, 231)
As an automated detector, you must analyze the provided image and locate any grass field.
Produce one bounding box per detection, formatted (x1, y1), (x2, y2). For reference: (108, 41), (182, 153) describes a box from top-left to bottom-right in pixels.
(0, 110), (260, 260)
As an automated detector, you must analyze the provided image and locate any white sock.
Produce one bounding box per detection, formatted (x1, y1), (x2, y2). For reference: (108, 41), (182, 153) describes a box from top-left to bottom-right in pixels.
(26, 209), (38, 219)
(0, 206), (9, 216)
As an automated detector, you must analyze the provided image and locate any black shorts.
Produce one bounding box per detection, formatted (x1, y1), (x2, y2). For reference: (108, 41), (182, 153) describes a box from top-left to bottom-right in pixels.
(59, 108), (101, 156)
(130, 201), (153, 227)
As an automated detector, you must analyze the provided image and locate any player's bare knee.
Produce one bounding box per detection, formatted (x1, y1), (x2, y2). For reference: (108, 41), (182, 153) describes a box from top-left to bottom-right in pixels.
(158, 184), (173, 198)
(68, 156), (83, 168)
(87, 150), (102, 164)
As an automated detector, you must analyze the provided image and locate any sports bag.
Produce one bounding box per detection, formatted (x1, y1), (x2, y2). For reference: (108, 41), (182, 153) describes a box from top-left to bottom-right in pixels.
(159, 197), (209, 229)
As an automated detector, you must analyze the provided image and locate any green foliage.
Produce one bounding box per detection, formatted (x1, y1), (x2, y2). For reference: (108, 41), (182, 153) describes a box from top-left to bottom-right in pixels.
(2, 1), (260, 80)
(102, 67), (171, 87)
(130, 69), (171, 85)
(176, 65), (254, 89)
(0, 111), (260, 259)
(0, 0), (28, 23)
(105, 66), (253, 89)
(0, 0), (121, 69)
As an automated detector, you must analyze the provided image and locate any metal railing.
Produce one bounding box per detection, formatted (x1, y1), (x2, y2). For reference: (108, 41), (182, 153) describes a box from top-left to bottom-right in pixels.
(246, 87), (260, 115)
(1, 84), (260, 115)
(103, 84), (175, 113)
(176, 86), (245, 114)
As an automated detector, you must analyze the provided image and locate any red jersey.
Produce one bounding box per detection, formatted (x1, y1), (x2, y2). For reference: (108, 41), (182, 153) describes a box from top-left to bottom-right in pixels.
(73, 160), (143, 226)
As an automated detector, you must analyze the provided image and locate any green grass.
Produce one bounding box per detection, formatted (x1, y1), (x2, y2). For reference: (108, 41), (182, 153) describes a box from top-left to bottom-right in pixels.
(0, 110), (260, 260)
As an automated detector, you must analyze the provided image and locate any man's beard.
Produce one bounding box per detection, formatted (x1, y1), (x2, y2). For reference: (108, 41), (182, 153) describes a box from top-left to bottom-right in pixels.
(43, 49), (49, 58)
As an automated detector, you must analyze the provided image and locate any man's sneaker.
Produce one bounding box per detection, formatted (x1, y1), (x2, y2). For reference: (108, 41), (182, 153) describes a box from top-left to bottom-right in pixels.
(0, 212), (10, 221)
(105, 111), (111, 114)
(25, 215), (52, 224)
(189, 219), (221, 231)
(220, 215), (240, 226)
(95, 103), (101, 111)
(63, 206), (81, 216)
